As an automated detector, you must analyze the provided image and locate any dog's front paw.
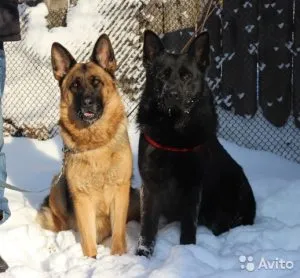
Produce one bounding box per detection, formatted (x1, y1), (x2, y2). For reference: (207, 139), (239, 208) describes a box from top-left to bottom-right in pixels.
(111, 240), (127, 256)
(136, 237), (154, 258)
(135, 248), (152, 258)
(180, 233), (196, 245)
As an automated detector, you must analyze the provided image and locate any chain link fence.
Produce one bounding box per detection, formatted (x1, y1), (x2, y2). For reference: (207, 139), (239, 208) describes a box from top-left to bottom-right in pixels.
(4, 0), (143, 139)
(3, 0), (300, 164)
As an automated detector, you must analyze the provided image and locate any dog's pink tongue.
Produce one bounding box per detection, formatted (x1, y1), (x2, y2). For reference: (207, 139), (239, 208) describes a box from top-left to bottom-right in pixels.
(84, 112), (94, 118)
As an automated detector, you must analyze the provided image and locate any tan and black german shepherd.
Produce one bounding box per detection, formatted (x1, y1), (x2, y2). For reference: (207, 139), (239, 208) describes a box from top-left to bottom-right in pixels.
(37, 34), (139, 258)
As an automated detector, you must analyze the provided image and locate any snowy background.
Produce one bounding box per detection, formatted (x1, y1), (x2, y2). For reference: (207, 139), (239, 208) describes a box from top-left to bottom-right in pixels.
(1, 0), (300, 277)
(0, 123), (300, 277)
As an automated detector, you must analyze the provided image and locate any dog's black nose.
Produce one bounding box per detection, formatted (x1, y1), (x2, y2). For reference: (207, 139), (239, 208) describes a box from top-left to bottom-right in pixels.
(163, 84), (179, 100)
(83, 96), (93, 106)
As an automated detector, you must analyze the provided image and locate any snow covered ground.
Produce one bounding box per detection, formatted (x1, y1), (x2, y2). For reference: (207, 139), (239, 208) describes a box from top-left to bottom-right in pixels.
(0, 123), (300, 277)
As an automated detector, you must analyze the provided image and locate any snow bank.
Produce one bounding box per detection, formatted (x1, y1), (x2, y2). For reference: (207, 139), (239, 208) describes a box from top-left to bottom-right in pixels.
(0, 124), (300, 277)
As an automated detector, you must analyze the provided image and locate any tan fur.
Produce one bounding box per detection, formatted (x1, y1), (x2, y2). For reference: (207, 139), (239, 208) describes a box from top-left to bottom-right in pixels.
(37, 61), (133, 257)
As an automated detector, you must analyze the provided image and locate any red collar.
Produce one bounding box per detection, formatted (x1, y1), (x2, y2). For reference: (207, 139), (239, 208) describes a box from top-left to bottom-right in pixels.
(143, 133), (204, 153)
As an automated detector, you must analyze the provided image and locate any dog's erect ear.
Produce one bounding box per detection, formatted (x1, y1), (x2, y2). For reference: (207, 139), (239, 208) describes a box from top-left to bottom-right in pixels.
(91, 34), (117, 74)
(188, 31), (210, 69)
(143, 30), (164, 66)
(51, 43), (76, 82)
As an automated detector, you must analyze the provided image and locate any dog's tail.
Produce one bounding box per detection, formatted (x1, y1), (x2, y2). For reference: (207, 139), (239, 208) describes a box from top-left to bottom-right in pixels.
(36, 194), (60, 232)
(37, 173), (71, 232)
(127, 187), (140, 222)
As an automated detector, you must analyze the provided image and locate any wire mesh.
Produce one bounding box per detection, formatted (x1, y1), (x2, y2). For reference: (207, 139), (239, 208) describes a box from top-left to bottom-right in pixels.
(3, 1), (143, 139)
(3, 0), (300, 164)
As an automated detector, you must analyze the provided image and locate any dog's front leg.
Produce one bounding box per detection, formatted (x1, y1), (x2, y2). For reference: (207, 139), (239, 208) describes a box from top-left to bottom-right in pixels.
(110, 182), (130, 255)
(73, 195), (97, 258)
(180, 186), (202, 245)
(136, 184), (161, 257)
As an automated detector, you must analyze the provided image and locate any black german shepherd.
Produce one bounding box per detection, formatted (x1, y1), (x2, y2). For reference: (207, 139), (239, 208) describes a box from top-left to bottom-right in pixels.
(136, 30), (256, 257)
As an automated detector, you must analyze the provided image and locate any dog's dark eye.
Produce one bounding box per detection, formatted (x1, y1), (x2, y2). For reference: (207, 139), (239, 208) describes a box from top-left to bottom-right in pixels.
(91, 77), (101, 87)
(157, 68), (171, 80)
(179, 67), (192, 82)
(71, 80), (80, 90)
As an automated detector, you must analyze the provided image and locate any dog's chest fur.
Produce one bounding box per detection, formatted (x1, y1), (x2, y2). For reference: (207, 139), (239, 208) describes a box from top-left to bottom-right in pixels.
(64, 148), (126, 215)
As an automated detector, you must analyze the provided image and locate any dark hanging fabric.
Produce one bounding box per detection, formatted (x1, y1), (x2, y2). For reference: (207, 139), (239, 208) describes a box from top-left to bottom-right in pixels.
(293, 0), (300, 128)
(205, 7), (223, 103)
(258, 0), (293, 127)
(221, 0), (258, 117)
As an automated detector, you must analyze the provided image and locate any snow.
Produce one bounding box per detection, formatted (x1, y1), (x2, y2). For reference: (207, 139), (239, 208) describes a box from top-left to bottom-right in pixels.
(0, 123), (300, 277)
(1, 0), (300, 276)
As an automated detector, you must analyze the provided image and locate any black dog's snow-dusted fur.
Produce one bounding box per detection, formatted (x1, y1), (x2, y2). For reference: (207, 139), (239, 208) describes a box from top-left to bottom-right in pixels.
(136, 30), (256, 257)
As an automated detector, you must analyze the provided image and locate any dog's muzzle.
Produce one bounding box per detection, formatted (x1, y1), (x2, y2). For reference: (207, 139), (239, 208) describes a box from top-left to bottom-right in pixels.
(79, 96), (103, 123)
